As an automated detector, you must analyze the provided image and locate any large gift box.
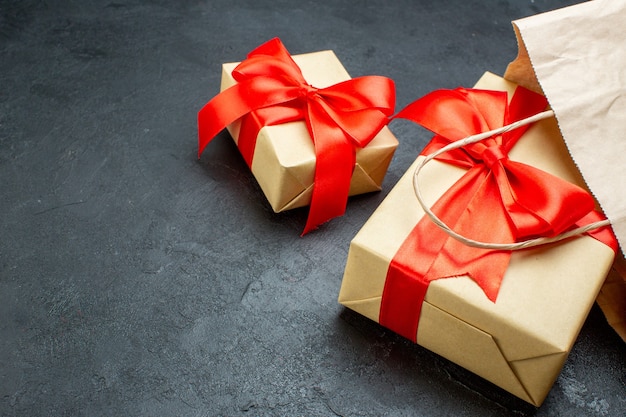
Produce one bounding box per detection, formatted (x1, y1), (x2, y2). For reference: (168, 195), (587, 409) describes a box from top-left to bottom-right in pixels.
(338, 72), (617, 406)
(198, 39), (398, 234)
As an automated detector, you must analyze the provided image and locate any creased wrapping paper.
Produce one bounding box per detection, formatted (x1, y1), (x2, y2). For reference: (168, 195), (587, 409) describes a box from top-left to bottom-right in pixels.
(504, 0), (626, 342)
(338, 72), (615, 406)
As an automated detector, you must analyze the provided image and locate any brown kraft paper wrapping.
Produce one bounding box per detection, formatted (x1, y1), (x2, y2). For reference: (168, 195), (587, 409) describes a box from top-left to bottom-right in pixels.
(338, 72), (616, 406)
(220, 50), (398, 213)
(504, 0), (626, 343)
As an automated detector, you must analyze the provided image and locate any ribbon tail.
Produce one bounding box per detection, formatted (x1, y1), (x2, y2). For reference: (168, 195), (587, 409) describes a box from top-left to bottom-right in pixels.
(575, 211), (618, 252)
(301, 104), (355, 235)
(198, 78), (303, 158)
(198, 83), (255, 158)
(424, 173), (516, 302)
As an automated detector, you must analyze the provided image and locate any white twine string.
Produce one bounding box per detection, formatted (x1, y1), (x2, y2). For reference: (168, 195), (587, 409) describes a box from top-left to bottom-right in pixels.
(412, 109), (611, 250)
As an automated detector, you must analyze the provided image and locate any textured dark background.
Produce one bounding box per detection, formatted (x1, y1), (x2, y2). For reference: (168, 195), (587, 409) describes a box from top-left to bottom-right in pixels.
(1, 0), (625, 416)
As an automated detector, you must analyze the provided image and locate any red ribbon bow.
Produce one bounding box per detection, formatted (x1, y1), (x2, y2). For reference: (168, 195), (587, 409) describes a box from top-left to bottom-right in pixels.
(197, 38), (395, 234)
(379, 86), (616, 342)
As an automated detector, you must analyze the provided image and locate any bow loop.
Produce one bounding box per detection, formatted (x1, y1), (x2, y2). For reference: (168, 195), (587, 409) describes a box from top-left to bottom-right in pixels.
(497, 158), (595, 238)
(308, 76), (395, 148)
(399, 89), (507, 137)
(232, 38), (309, 86)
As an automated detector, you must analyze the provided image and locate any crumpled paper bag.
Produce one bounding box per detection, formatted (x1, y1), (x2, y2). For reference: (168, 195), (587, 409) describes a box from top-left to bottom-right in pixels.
(504, 0), (626, 343)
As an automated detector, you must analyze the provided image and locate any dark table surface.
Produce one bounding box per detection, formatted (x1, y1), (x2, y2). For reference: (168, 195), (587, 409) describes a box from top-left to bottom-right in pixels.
(2, 1), (625, 416)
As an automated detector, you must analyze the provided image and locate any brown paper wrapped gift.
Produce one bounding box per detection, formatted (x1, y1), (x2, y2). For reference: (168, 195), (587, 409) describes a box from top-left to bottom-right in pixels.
(338, 72), (616, 406)
(218, 48), (398, 215)
(504, 0), (626, 342)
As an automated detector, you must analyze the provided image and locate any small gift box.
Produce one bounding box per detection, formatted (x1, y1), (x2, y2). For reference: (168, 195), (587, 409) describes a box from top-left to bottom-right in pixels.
(198, 39), (398, 234)
(338, 72), (617, 406)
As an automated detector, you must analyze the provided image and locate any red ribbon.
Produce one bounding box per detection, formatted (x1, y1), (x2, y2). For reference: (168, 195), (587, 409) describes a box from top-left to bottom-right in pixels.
(379, 86), (617, 342)
(197, 38), (395, 235)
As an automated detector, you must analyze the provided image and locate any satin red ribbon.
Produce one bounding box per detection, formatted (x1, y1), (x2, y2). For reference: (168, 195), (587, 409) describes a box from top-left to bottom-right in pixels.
(197, 38), (395, 235)
(379, 86), (617, 343)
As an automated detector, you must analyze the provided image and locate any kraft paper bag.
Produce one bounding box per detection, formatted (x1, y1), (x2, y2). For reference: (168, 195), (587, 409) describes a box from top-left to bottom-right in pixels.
(504, 0), (626, 342)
